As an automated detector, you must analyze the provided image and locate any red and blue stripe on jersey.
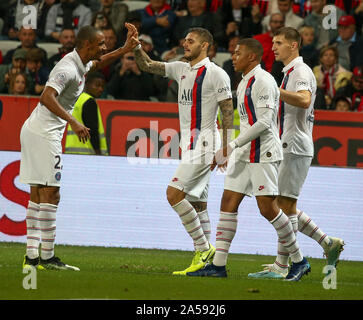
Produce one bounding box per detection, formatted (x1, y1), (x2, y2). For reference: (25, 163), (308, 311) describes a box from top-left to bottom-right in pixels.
(188, 65), (207, 150)
(244, 76), (260, 163)
(279, 67), (294, 139)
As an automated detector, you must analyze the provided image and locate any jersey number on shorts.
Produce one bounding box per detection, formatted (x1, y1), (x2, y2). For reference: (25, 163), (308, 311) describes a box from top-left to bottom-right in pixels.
(54, 155), (62, 170)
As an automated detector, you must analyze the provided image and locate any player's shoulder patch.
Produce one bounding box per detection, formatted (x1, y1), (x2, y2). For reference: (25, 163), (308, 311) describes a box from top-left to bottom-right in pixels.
(55, 71), (67, 86)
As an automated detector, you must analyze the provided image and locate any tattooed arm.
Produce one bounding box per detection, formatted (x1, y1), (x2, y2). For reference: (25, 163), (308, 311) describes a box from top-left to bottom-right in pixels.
(133, 47), (166, 76)
(218, 98), (234, 150)
(211, 98), (234, 171)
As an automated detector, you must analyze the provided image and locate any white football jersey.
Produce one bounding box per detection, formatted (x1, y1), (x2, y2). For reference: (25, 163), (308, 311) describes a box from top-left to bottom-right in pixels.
(165, 57), (232, 152)
(279, 56), (316, 157)
(23, 49), (93, 141)
(236, 64), (282, 163)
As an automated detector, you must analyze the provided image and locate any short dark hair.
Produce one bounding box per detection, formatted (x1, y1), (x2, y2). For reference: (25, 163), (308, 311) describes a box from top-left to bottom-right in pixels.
(85, 71), (105, 85)
(275, 27), (302, 49)
(187, 27), (214, 48)
(76, 25), (100, 49)
(238, 38), (264, 61)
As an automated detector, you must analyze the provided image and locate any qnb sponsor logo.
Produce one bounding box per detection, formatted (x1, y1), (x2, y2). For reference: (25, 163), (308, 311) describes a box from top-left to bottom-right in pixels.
(218, 87), (230, 94)
(258, 95), (269, 101)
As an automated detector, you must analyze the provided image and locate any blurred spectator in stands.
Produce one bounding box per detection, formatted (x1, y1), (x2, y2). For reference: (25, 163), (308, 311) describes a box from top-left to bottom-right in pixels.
(45, 0), (92, 42)
(47, 28), (76, 70)
(119, 10), (142, 45)
(139, 34), (161, 61)
(168, 0), (188, 16)
(254, 12), (284, 73)
(91, 11), (112, 29)
(97, 0), (128, 35)
(333, 0), (361, 15)
(25, 47), (50, 95)
(0, 1), (7, 38)
(107, 51), (154, 101)
(218, 0), (262, 48)
(352, 0), (363, 36)
(222, 35), (241, 92)
(208, 41), (218, 64)
(171, 0), (224, 48)
(0, 50), (3, 64)
(37, 0), (57, 40)
(65, 71), (108, 155)
(99, 26), (118, 82)
(0, 49), (32, 94)
(3, 27), (47, 65)
(333, 96), (352, 111)
(299, 25), (319, 68)
(250, 0), (273, 17)
(8, 72), (28, 95)
(161, 42), (184, 61)
(335, 66), (363, 111)
(262, 0), (303, 33)
(2, 0), (41, 40)
(304, 0), (344, 50)
(221, 35), (241, 110)
(330, 15), (363, 71)
(139, 0), (176, 56)
(299, 0), (313, 17)
(313, 45), (352, 109)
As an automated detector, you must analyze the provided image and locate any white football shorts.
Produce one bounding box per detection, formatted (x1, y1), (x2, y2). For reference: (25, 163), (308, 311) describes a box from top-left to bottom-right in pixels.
(278, 153), (312, 199)
(224, 149), (279, 196)
(168, 149), (215, 202)
(19, 124), (63, 187)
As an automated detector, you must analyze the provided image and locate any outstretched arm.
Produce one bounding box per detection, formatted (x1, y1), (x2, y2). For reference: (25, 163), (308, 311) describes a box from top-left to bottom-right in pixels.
(134, 46), (166, 76)
(91, 23), (139, 71)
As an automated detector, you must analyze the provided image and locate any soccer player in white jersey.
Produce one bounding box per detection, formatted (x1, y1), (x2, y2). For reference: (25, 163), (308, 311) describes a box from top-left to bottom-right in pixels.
(187, 38), (310, 281)
(21, 24), (139, 270)
(133, 27), (234, 275)
(248, 27), (344, 280)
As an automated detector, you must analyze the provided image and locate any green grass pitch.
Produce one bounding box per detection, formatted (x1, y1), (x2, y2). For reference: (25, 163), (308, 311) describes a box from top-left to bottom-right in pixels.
(1, 242), (362, 300)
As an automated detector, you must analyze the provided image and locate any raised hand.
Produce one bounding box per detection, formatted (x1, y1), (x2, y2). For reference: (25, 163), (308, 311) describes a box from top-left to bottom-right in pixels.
(122, 23), (140, 51)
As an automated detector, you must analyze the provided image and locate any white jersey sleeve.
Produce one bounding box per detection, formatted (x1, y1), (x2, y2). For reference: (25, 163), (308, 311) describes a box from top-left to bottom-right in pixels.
(255, 82), (280, 111)
(211, 67), (232, 102)
(290, 68), (313, 93)
(46, 66), (75, 95)
(164, 61), (187, 82)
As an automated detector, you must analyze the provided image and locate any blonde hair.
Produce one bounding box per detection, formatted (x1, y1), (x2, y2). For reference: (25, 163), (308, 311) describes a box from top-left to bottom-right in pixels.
(299, 25), (314, 35)
(9, 72), (27, 94)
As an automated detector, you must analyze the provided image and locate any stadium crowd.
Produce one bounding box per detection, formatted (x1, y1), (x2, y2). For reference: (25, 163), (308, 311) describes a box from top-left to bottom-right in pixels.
(0, 0), (362, 111)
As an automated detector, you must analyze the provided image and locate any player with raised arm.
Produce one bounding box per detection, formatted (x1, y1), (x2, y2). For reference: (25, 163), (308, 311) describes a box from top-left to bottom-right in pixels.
(133, 27), (234, 275)
(248, 27), (344, 280)
(187, 38), (310, 281)
(21, 24), (139, 271)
